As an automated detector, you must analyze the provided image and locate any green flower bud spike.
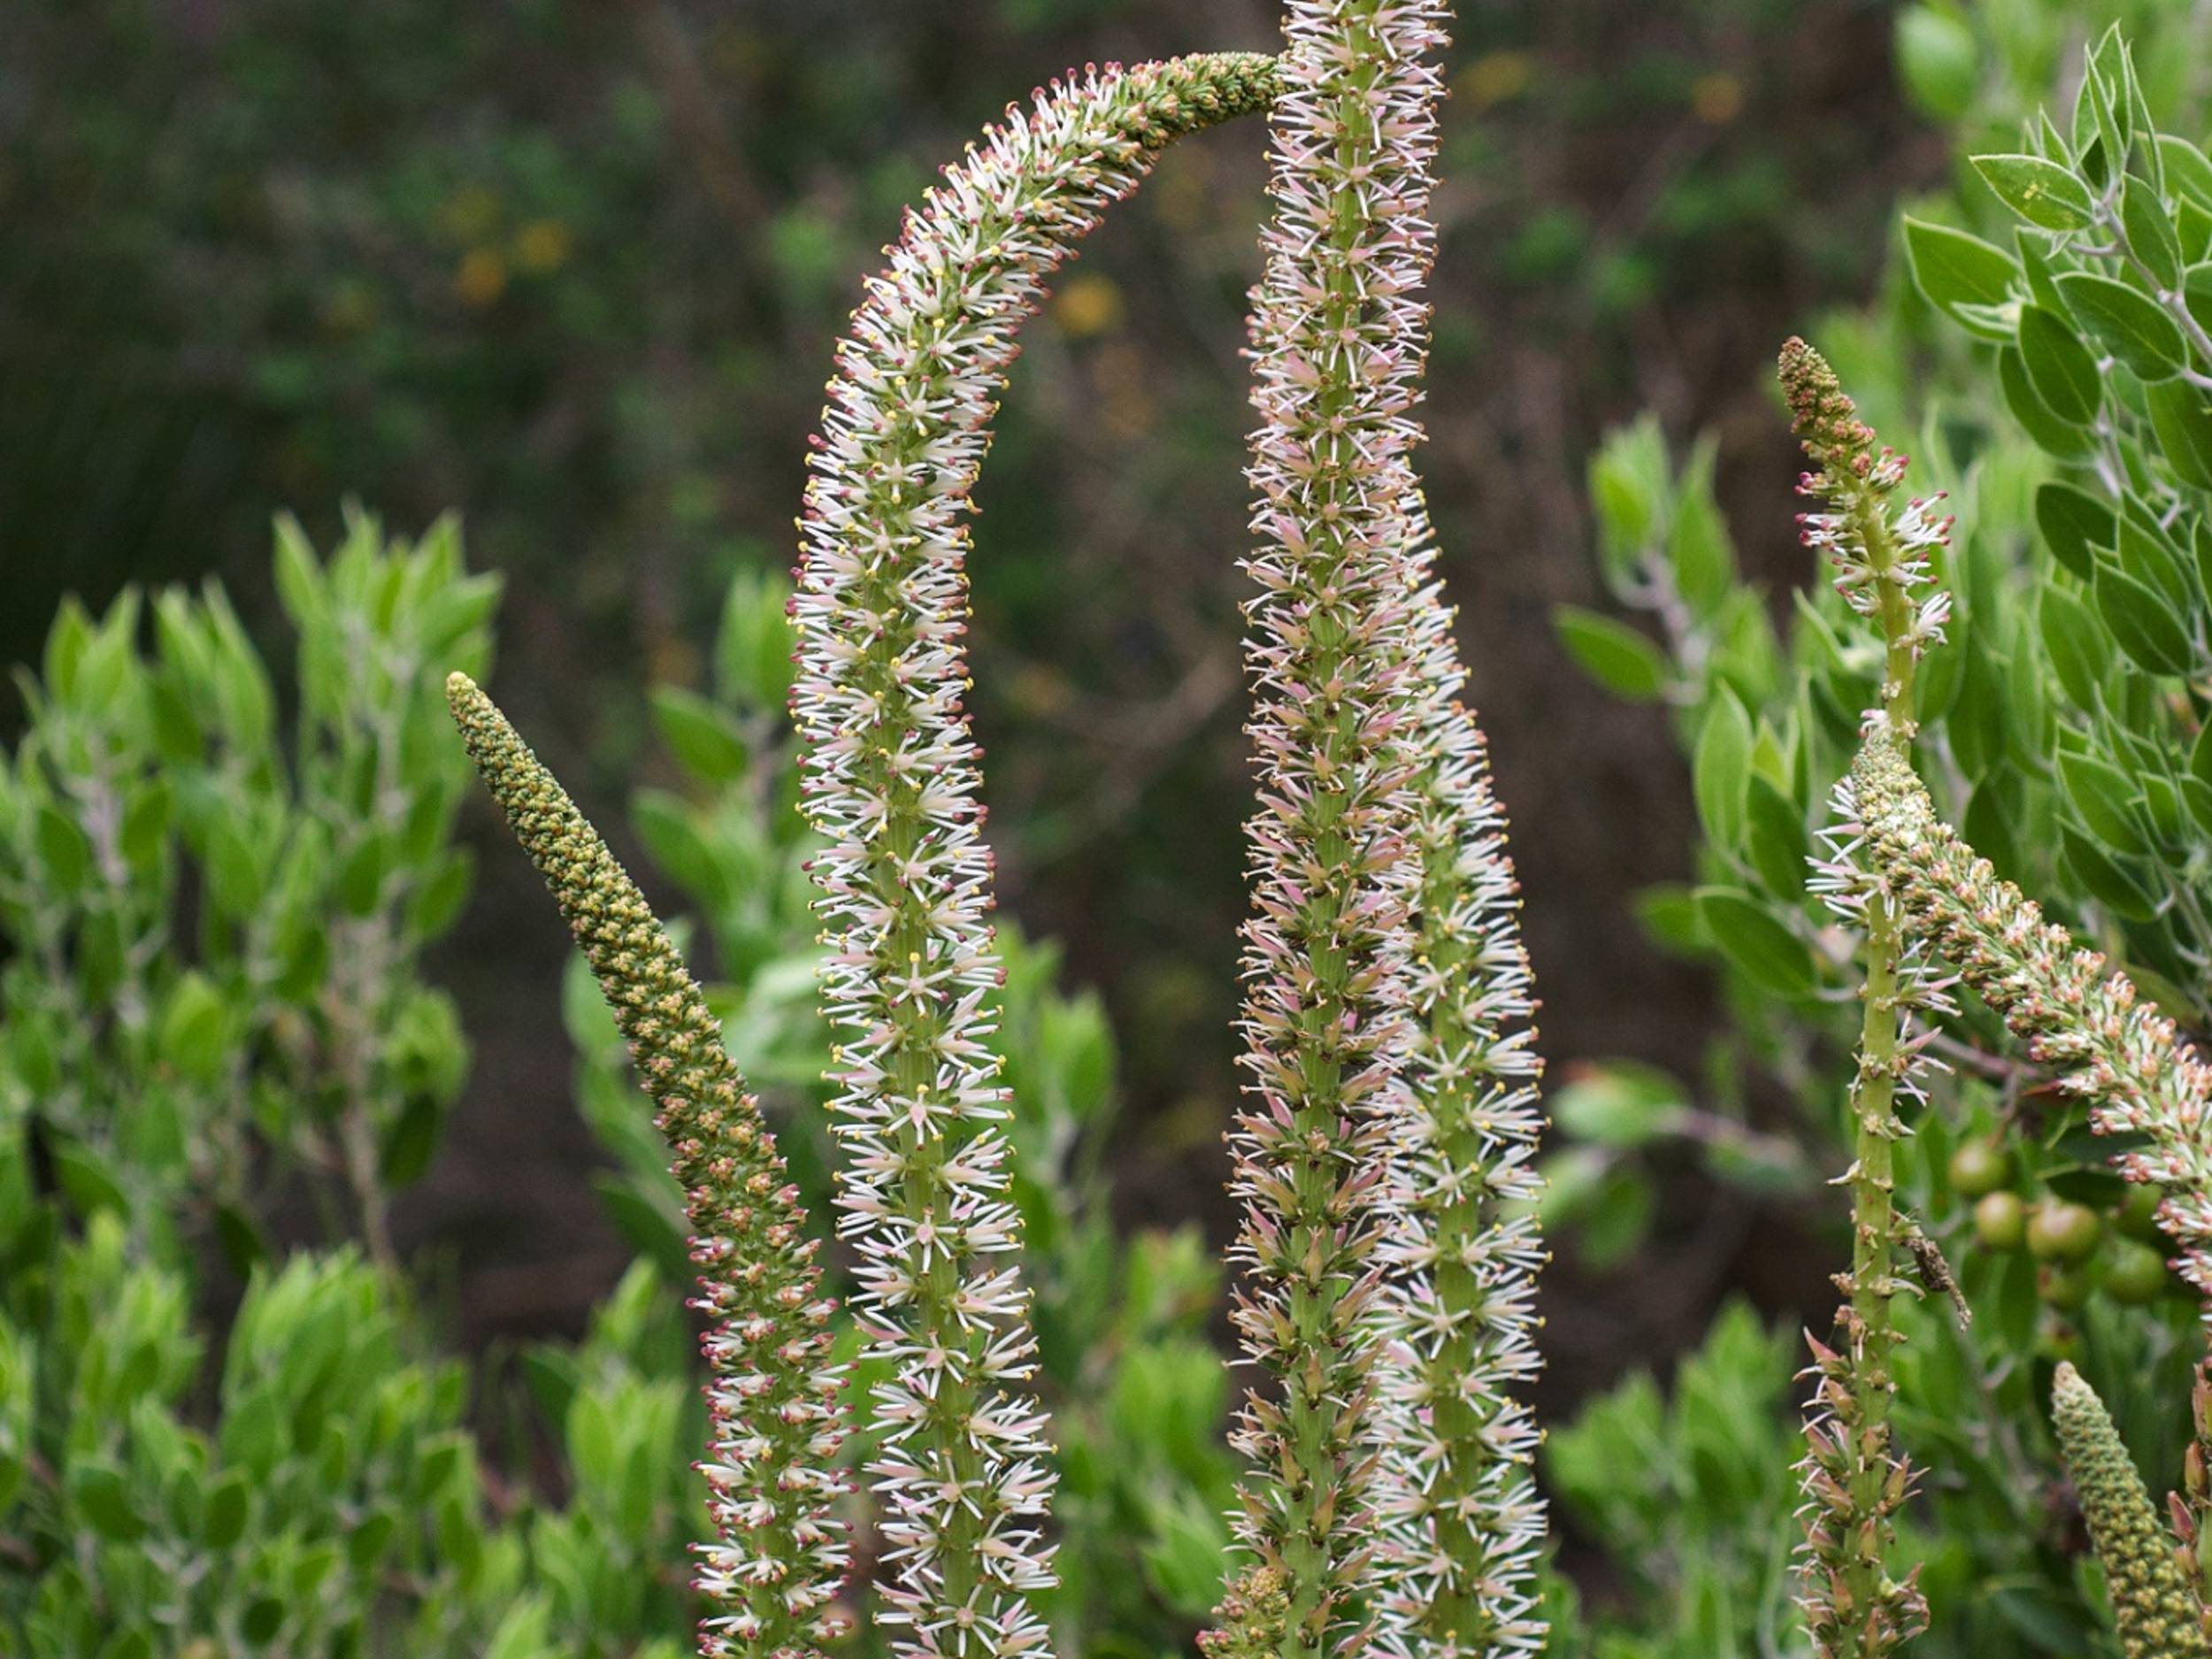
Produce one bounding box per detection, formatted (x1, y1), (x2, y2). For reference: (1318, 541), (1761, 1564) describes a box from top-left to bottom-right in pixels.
(2051, 1363), (2210, 1659)
(447, 674), (850, 1659)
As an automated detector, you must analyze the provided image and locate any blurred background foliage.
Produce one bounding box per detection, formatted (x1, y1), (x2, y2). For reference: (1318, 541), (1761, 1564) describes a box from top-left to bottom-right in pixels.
(7, 0), (2200, 1651)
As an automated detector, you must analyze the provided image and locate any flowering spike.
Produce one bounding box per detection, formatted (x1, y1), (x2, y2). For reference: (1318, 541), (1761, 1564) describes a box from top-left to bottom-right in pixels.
(1783, 341), (1945, 1659)
(1366, 511), (1549, 1659)
(786, 53), (1280, 1659)
(1227, 4), (1453, 1655)
(1853, 726), (2212, 1593)
(1778, 336), (1951, 738)
(1851, 732), (2212, 1320)
(2051, 1363), (2210, 1658)
(445, 674), (851, 1659)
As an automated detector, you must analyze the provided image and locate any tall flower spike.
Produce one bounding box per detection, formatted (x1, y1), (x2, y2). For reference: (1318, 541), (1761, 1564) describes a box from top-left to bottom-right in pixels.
(2050, 1363), (2210, 1659)
(1779, 339), (1939, 1659)
(1228, 4), (1447, 1655)
(445, 674), (850, 1659)
(1369, 501), (1548, 1659)
(787, 54), (1280, 1659)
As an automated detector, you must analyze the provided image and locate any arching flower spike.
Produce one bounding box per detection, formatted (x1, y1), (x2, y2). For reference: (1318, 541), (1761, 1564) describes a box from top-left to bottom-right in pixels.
(447, 674), (849, 1659)
(786, 53), (1280, 1659)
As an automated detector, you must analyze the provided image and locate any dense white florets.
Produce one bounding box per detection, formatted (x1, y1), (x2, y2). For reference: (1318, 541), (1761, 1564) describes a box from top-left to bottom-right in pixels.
(788, 56), (1279, 1659)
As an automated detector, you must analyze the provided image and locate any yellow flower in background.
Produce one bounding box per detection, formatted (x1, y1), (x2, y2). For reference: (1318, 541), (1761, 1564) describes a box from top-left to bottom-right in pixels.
(1054, 272), (1124, 339)
(1093, 341), (1156, 440)
(1692, 72), (1743, 124)
(514, 219), (573, 274)
(436, 184), (500, 242)
(455, 248), (508, 308)
(1458, 50), (1531, 110)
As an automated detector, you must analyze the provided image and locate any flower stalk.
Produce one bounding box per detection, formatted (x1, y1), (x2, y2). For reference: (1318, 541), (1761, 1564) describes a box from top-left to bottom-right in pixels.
(1781, 337), (1950, 1656)
(1225, 4), (1451, 1653)
(446, 674), (850, 1659)
(785, 53), (1279, 1659)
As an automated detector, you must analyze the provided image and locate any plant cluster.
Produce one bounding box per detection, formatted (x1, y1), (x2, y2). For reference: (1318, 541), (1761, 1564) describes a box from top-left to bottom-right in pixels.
(1550, 8), (2212, 1656)
(36, 3), (2212, 1659)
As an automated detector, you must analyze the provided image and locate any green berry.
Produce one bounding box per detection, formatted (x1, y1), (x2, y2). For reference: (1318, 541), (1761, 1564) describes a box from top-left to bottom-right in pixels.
(2116, 1182), (2166, 1243)
(1974, 1190), (2027, 1250)
(2104, 1238), (2170, 1306)
(1948, 1137), (2010, 1198)
(2040, 1262), (2093, 1309)
(2028, 1200), (2101, 1264)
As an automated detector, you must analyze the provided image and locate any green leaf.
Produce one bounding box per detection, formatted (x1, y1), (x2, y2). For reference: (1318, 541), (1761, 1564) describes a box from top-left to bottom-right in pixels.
(2118, 516), (2193, 614)
(1553, 1062), (1686, 1148)
(406, 849), (475, 941)
(157, 971), (231, 1084)
(1693, 689), (1753, 850)
(2192, 717), (2212, 788)
(714, 569), (797, 712)
(2161, 134), (2212, 211)
(1904, 217), (2020, 324)
(2035, 481), (2114, 580)
(2095, 562), (2193, 674)
(335, 832), (388, 918)
(2146, 380), (2212, 488)
(1667, 438), (1736, 615)
(213, 1203), (271, 1278)
(1999, 347), (2093, 457)
(1635, 882), (1708, 953)
(1695, 887), (1815, 998)
(2039, 586), (2108, 708)
(2122, 173), (2183, 291)
(53, 1141), (127, 1221)
(2058, 271), (2186, 380)
(1896, 6), (1978, 120)
(629, 790), (730, 912)
(2016, 306), (2102, 425)
(272, 514), (326, 625)
(378, 1094), (444, 1188)
(34, 804), (91, 894)
(649, 686), (751, 786)
(2058, 751), (2149, 856)
(69, 1460), (144, 1541)
(242, 1599), (286, 1646)
(593, 1174), (691, 1282)
(202, 1471), (250, 1549)
(1971, 153), (2096, 231)
(204, 818), (267, 919)
(1964, 772), (2025, 881)
(1745, 773), (1808, 899)
(2061, 826), (2158, 922)
(1554, 606), (1668, 701)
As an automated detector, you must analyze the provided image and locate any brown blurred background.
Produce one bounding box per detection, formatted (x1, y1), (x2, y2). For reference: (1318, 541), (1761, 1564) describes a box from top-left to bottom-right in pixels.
(0, 0), (1937, 1417)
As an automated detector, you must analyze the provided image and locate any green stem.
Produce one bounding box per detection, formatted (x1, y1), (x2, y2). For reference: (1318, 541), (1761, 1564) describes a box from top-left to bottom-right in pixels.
(1781, 336), (1936, 1657)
